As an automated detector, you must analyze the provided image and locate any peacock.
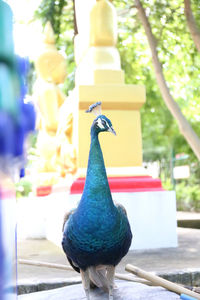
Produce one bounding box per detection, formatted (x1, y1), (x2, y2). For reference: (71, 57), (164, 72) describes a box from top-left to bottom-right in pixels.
(62, 102), (132, 300)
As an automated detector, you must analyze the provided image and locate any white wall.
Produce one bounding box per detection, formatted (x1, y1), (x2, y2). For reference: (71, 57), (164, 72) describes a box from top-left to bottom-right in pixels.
(17, 190), (177, 250)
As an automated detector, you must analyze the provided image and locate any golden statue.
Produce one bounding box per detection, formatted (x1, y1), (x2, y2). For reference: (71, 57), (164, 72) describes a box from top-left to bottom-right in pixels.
(74, 0), (146, 174)
(33, 22), (77, 187)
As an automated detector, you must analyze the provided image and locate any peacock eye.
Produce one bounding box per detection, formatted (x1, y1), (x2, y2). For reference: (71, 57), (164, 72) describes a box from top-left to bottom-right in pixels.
(102, 120), (106, 126)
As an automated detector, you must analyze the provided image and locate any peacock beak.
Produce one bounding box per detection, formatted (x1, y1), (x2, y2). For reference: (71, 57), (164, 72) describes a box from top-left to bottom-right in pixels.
(108, 126), (116, 136)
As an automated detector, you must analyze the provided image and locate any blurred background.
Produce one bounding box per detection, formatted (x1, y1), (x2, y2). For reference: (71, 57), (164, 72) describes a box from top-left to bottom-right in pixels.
(8, 0), (200, 213)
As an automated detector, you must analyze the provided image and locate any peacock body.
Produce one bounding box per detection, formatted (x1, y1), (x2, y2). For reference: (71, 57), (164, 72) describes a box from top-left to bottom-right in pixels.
(62, 102), (132, 299)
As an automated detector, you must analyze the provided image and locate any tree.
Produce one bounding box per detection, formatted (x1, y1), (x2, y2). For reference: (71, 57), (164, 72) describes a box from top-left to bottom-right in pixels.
(134, 0), (200, 160)
(184, 0), (200, 52)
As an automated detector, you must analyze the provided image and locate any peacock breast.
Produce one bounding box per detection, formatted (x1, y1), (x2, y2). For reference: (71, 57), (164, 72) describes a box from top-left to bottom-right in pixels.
(67, 204), (130, 252)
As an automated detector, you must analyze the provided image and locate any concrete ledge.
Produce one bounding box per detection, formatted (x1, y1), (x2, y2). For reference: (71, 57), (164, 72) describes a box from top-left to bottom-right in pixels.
(18, 277), (81, 295)
(18, 280), (179, 299)
(177, 212), (200, 229)
(18, 269), (200, 295)
(178, 219), (200, 229)
(157, 268), (200, 287)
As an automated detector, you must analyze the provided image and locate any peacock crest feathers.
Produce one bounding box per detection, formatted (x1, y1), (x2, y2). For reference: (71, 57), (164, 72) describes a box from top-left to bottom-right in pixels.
(86, 101), (102, 116)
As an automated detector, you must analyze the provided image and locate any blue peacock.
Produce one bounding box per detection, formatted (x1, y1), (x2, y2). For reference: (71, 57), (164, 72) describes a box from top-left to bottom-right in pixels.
(62, 102), (132, 300)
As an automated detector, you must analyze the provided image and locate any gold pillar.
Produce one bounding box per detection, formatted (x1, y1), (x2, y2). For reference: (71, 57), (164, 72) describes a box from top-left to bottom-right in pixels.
(74, 0), (146, 176)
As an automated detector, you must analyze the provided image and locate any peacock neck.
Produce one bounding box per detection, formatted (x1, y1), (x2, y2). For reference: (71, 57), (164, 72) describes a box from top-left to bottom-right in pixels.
(80, 130), (114, 207)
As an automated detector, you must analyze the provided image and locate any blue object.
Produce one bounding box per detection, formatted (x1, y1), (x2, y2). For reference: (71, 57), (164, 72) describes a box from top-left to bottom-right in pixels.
(0, 111), (14, 156)
(62, 110), (132, 281)
(0, 3), (35, 300)
(180, 293), (198, 300)
(20, 168), (25, 178)
(13, 56), (35, 158)
(0, 56), (35, 160)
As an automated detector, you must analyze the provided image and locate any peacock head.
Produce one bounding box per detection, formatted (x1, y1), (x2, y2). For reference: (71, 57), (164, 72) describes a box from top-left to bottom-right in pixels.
(93, 115), (116, 135)
(86, 102), (116, 136)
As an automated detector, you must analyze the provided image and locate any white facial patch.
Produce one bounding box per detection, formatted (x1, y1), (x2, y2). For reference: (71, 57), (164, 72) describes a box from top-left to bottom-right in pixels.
(97, 118), (105, 129)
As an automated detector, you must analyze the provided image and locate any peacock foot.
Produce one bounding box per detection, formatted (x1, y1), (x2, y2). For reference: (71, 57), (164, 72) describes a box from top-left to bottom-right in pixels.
(85, 288), (90, 300)
(109, 293), (114, 300)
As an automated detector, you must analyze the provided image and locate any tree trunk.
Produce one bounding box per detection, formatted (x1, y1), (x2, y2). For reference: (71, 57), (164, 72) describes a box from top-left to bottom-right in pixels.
(134, 0), (200, 160)
(184, 0), (200, 53)
(72, 0), (78, 36)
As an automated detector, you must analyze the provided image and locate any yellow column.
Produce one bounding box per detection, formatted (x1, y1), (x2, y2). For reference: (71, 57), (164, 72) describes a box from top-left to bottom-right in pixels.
(74, 0), (146, 176)
(33, 22), (77, 188)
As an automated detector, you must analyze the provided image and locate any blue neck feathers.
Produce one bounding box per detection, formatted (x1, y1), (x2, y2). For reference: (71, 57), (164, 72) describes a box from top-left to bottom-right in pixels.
(78, 128), (114, 209)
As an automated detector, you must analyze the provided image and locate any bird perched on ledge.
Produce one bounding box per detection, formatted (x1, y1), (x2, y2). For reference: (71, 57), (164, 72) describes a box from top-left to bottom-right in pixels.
(62, 102), (132, 300)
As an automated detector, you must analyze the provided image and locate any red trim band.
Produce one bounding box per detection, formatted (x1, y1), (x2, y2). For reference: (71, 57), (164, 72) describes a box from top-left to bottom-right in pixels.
(70, 176), (164, 194)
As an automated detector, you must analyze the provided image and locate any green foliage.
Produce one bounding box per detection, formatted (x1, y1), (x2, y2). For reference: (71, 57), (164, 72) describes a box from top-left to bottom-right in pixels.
(118, 1), (200, 164)
(27, 62), (36, 95)
(174, 161), (200, 211)
(34, 0), (70, 43)
(162, 178), (173, 191)
(15, 179), (32, 198)
(176, 180), (200, 211)
(27, 132), (38, 149)
(34, 0), (75, 93)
